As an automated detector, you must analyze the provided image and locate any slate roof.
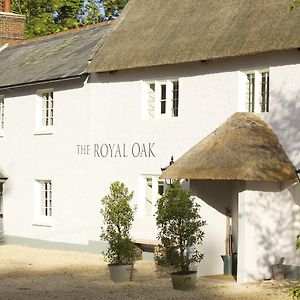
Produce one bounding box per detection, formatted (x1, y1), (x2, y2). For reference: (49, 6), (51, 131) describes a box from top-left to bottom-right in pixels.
(0, 22), (112, 89)
(88, 0), (300, 73)
(161, 113), (297, 182)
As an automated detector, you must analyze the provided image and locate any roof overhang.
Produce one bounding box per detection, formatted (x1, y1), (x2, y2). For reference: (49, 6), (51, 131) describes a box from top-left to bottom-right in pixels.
(161, 113), (297, 182)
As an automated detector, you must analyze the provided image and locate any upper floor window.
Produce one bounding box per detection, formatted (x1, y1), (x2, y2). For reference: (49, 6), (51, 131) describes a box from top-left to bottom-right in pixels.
(144, 80), (179, 119)
(36, 89), (54, 134)
(41, 91), (54, 126)
(0, 95), (4, 131)
(244, 70), (269, 113)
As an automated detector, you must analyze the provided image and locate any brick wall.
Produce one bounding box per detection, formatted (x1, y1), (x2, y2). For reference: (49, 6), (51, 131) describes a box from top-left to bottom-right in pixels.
(0, 0), (4, 12)
(0, 12), (25, 46)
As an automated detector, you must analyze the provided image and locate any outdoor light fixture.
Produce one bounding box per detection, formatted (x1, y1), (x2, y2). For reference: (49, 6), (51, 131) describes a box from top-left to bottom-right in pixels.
(161, 156), (174, 185)
(296, 169), (300, 182)
(0, 176), (8, 184)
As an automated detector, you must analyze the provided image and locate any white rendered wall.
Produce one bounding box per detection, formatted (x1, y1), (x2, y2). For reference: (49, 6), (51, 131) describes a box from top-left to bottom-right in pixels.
(237, 182), (300, 282)
(0, 50), (299, 281)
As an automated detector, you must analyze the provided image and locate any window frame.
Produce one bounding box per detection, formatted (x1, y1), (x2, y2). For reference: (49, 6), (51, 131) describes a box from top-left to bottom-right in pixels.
(35, 89), (54, 135)
(141, 175), (166, 217)
(0, 95), (4, 135)
(144, 79), (179, 119)
(243, 69), (270, 113)
(33, 179), (53, 227)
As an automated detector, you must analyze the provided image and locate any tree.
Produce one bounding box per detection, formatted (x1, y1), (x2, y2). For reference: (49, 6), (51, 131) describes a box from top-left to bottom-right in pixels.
(12, 0), (85, 38)
(155, 181), (206, 273)
(103, 0), (128, 19)
(100, 181), (136, 265)
(11, 0), (128, 38)
(79, 0), (103, 26)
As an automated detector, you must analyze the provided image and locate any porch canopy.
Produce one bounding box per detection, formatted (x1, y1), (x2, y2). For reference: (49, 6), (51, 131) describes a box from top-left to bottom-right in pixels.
(161, 113), (297, 182)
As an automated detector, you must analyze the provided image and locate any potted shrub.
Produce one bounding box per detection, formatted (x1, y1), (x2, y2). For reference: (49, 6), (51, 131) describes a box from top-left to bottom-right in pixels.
(155, 180), (206, 290)
(100, 181), (137, 282)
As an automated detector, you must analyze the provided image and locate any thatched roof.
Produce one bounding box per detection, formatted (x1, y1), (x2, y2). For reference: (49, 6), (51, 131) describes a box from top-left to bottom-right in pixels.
(0, 23), (111, 89)
(88, 0), (300, 73)
(161, 113), (297, 182)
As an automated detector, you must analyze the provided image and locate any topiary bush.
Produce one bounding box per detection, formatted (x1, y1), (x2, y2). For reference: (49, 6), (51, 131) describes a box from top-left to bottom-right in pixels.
(155, 180), (206, 273)
(100, 181), (137, 265)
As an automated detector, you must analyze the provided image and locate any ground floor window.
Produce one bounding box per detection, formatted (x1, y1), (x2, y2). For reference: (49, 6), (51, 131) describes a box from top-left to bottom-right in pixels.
(36, 180), (52, 218)
(142, 176), (166, 217)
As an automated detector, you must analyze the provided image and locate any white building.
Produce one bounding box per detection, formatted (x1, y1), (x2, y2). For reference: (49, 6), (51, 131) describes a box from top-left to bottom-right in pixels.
(1, 0), (300, 282)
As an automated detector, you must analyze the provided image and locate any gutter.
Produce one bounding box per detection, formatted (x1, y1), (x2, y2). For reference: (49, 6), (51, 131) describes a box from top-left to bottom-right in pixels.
(0, 74), (88, 91)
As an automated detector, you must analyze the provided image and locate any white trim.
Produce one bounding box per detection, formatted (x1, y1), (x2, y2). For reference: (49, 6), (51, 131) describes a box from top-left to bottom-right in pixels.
(33, 180), (53, 227)
(143, 79), (179, 120)
(35, 89), (54, 134)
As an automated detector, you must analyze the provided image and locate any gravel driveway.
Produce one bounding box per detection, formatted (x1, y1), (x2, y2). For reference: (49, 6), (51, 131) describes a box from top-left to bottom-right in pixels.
(0, 244), (297, 300)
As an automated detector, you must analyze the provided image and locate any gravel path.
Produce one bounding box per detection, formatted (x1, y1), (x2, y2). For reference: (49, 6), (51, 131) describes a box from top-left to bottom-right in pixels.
(0, 245), (297, 299)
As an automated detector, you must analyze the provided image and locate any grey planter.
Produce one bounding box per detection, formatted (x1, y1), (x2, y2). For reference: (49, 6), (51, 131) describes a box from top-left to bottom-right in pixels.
(272, 264), (285, 280)
(170, 271), (197, 290)
(108, 264), (133, 282)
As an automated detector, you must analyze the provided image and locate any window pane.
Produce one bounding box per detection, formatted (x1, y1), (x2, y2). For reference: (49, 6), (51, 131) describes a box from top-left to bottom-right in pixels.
(161, 100), (166, 114)
(148, 83), (155, 119)
(146, 178), (152, 216)
(158, 180), (165, 196)
(261, 72), (269, 112)
(41, 91), (53, 126)
(160, 84), (166, 114)
(246, 73), (255, 112)
(40, 181), (52, 217)
(161, 84), (166, 100)
(0, 97), (4, 130)
(172, 81), (179, 117)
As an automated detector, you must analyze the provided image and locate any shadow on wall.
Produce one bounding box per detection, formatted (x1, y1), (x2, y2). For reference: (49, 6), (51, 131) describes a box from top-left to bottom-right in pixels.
(242, 187), (300, 281)
(242, 84), (300, 280)
(262, 88), (300, 169)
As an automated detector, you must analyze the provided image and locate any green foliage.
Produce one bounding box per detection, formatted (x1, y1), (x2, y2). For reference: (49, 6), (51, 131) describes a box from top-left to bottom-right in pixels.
(100, 181), (136, 265)
(296, 234), (300, 250)
(290, 0), (300, 10)
(103, 0), (128, 19)
(79, 0), (103, 26)
(155, 181), (206, 273)
(290, 235), (300, 299)
(11, 0), (104, 38)
(290, 286), (300, 299)
(11, 0), (128, 38)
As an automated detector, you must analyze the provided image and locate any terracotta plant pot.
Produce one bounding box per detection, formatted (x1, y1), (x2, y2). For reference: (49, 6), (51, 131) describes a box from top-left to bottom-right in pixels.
(170, 271), (197, 290)
(108, 264), (133, 282)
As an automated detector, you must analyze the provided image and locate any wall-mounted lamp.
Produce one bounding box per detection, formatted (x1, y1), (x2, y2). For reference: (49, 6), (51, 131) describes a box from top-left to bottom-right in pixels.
(296, 169), (300, 182)
(0, 177), (8, 184)
(161, 156), (174, 185)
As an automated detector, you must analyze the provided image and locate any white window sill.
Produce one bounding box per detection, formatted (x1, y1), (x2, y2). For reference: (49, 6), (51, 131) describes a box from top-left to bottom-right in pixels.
(34, 128), (54, 135)
(32, 219), (52, 227)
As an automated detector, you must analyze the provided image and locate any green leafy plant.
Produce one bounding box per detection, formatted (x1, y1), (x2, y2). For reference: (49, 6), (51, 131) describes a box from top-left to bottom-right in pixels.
(290, 235), (300, 299)
(291, 287), (300, 300)
(155, 180), (206, 273)
(100, 181), (136, 265)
